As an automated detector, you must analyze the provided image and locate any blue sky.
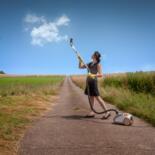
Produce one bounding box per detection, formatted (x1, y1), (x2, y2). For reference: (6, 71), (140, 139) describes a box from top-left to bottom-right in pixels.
(0, 0), (155, 75)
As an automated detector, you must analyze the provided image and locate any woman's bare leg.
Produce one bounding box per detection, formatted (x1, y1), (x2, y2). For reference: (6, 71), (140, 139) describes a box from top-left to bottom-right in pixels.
(95, 96), (110, 117)
(88, 96), (95, 115)
(95, 96), (107, 110)
(90, 96), (95, 107)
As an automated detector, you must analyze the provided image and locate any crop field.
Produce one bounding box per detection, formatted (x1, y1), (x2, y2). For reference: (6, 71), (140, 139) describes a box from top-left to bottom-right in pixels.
(71, 72), (155, 126)
(0, 75), (64, 155)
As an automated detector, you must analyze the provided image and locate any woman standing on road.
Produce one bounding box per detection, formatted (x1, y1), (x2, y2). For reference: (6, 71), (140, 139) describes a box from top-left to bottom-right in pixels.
(78, 51), (111, 119)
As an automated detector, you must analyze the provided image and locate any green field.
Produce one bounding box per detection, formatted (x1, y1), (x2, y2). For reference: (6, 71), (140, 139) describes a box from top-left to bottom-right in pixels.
(71, 72), (155, 126)
(0, 76), (64, 155)
(0, 76), (64, 96)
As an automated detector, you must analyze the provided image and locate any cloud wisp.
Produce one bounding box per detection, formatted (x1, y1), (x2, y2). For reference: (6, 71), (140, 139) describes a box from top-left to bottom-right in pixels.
(24, 14), (70, 46)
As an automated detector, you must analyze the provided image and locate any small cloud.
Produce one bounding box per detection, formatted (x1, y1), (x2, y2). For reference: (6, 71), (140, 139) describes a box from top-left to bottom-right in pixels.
(24, 14), (46, 24)
(24, 13), (70, 46)
(56, 15), (70, 26)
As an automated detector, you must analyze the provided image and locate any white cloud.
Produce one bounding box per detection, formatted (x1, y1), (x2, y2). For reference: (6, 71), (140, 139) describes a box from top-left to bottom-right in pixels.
(24, 14), (70, 46)
(56, 15), (70, 26)
(24, 14), (46, 24)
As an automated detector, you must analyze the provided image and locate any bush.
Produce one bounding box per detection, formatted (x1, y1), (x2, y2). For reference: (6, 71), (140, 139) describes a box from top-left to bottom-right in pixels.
(0, 70), (5, 74)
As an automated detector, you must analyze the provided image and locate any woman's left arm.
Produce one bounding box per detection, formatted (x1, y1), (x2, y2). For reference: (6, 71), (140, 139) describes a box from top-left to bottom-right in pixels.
(97, 64), (103, 78)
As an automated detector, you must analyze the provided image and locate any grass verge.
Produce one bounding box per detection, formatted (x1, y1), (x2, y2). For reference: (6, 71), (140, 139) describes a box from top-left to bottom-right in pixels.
(0, 76), (64, 155)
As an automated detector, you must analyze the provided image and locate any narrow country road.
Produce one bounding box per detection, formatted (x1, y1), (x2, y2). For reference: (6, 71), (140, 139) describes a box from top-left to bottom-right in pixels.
(18, 77), (155, 155)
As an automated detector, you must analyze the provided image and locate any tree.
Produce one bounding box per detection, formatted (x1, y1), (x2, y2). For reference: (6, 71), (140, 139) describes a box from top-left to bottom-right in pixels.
(0, 70), (5, 74)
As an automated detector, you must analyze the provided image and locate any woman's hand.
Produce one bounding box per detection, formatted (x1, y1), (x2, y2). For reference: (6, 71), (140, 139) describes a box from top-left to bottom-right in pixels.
(96, 74), (103, 78)
(78, 58), (87, 69)
(77, 56), (83, 63)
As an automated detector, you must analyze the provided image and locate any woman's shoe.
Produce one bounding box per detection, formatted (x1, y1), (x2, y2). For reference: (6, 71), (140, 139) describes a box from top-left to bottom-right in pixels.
(101, 112), (111, 119)
(84, 111), (95, 118)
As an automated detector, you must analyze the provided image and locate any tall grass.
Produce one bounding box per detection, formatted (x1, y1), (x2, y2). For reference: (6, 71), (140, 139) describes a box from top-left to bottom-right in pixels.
(103, 72), (155, 95)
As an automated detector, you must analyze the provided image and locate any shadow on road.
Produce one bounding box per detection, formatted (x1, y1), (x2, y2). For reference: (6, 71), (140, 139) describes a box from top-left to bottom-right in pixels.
(61, 115), (151, 128)
(62, 115), (86, 120)
(41, 115), (151, 128)
(61, 115), (114, 125)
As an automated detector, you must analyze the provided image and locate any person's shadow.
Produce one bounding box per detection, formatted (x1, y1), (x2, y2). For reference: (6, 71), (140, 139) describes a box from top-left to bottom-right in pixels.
(61, 115), (113, 125)
(61, 115), (151, 128)
(61, 115), (86, 120)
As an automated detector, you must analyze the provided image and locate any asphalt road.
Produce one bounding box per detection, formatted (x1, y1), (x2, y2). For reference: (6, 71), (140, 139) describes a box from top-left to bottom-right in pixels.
(18, 77), (155, 155)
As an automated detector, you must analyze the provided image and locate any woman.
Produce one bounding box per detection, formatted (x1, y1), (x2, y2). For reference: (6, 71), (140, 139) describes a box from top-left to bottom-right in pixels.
(78, 51), (111, 119)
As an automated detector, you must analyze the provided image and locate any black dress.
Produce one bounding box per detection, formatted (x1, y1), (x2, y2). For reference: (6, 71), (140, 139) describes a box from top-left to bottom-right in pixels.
(84, 62), (100, 96)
